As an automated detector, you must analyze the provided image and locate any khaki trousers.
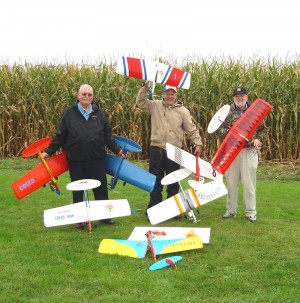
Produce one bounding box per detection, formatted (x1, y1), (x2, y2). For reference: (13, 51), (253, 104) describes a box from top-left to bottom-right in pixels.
(225, 148), (258, 216)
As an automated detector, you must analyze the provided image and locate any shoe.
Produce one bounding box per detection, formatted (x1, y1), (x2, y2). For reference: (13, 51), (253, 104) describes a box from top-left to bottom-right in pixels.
(76, 222), (86, 230)
(222, 211), (236, 219)
(248, 214), (257, 222)
(101, 219), (115, 225)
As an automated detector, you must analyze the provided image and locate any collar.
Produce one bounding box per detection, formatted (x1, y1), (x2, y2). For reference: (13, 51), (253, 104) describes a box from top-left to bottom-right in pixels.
(77, 102), (92, 120)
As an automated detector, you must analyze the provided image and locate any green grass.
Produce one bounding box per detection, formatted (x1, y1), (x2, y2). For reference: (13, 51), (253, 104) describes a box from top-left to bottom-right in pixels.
(0, 159), (299, 303)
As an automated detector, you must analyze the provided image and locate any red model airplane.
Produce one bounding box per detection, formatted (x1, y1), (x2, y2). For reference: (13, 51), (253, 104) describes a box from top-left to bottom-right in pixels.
(210, 98), (272, 175)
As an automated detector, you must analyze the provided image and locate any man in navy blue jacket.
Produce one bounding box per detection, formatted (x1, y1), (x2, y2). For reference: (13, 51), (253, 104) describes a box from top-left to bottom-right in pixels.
(42, 84), (124, 226)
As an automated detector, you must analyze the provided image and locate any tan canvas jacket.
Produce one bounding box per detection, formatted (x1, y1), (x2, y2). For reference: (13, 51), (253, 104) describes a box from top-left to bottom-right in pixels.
(136, 87), (203, 149)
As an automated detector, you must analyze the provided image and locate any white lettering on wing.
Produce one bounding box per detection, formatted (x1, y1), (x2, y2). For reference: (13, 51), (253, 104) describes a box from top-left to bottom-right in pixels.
(19, 178), (35, 190)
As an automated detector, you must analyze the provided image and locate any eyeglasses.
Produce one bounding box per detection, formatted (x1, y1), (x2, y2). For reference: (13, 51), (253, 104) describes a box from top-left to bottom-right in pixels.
(81, 93), (93, 97)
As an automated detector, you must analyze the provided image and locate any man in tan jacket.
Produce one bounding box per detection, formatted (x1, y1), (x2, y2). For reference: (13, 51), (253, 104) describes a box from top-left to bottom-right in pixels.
(136, 81), (203, 218)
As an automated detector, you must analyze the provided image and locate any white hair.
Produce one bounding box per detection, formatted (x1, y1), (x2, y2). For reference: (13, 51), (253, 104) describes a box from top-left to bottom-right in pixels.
(78, 84), (93, 94)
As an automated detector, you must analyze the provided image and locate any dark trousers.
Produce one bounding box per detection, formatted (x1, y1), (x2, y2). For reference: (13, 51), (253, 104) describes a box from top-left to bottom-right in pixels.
(147, 146), (180, 209)
(68, 158), (108, 203)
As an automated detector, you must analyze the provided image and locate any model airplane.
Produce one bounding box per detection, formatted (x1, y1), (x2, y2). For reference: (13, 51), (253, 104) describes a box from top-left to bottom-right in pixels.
(12, 136), (156, 200)
(146, 167), (227, 224)
(98, 229), (203, 271)
(44, 179), (133, 233)
(210, 98), (272, 174)
(116, 56), (191, 97)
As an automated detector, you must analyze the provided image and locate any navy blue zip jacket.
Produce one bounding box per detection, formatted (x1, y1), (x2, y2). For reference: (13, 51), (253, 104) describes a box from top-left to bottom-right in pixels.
(45, 100), (120, 162)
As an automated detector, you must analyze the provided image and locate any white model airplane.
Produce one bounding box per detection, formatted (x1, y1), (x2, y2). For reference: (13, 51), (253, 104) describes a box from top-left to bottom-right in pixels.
(44, 179), (133, 232)
(146, 167), (227, 225)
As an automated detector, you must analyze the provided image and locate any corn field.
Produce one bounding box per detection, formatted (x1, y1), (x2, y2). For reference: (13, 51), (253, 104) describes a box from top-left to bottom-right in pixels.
(0, 57), (299, 161)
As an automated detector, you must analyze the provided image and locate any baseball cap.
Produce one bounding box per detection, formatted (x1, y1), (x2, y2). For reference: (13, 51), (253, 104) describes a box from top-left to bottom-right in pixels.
(164, 85), (177, 92)
(233, 87), (248, 96)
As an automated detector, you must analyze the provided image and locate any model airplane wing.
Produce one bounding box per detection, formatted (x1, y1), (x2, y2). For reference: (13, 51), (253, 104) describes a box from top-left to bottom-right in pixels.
(147, 180), (227, 225)
(116, 56), (191, 89)
(98, 239), (149, 259)
(12, 152), (68, 200)
(116, 56), (158, 82)
(152, 236), (203, 255)
(98, 236), (202, 259)
(105, 154), (155, 192)
(44, 199), (131, 227)
(166, 143), (223, 181)
(211, 98), (272, 174)
(156, 62), (191, 89)
(128, 226), (211, 244)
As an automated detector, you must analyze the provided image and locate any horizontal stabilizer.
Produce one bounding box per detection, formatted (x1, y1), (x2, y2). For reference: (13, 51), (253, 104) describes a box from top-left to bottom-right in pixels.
(149, 256), (182, 271)
(161, 168), (192, 185)
(22, 137), (52, 157)
(114, 136), (142, 153)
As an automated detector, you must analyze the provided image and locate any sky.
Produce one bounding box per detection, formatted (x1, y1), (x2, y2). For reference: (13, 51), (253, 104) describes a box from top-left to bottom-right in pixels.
(1, 0), (300, 65)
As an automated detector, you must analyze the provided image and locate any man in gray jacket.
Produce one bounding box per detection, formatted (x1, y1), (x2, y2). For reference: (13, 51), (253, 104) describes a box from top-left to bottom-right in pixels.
(136, 81), (203, 217)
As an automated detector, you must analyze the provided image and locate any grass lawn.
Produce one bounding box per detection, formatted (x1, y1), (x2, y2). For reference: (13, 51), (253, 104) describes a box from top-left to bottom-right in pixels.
(0, 159), (299, 303)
